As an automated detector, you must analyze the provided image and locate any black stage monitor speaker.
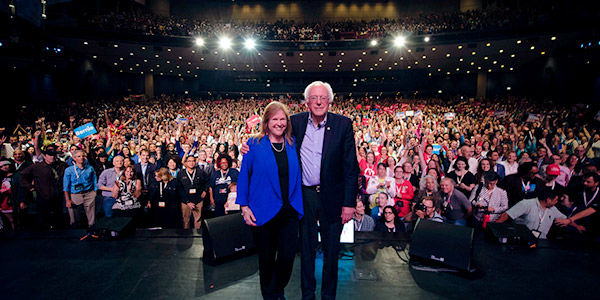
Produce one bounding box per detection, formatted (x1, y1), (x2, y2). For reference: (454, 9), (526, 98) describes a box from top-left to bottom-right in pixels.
(89, 217), (134, 238)
(486, 222), (537, 246)
(409, 219), (474, 272)
(203, 214), (256, 261)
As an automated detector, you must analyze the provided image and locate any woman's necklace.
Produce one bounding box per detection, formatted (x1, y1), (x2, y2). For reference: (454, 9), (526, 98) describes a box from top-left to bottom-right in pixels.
(271, 142), (284, 153)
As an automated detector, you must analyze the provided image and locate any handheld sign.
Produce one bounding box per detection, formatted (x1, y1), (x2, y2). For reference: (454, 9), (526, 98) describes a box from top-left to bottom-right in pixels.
(74, 122), (97, 139)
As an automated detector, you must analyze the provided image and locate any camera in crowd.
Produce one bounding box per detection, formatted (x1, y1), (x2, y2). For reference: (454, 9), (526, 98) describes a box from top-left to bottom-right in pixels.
(414, 202), (427, 212)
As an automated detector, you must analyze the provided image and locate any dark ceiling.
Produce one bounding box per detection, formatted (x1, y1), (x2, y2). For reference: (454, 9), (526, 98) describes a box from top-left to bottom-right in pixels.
(54, 32), (582, 78)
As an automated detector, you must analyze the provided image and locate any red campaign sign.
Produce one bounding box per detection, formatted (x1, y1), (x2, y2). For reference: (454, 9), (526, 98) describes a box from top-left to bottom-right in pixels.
(456, 107), (466, 113)
(362, 118), (370, 126)
(365, 105), (371, 110)
(416, 104), (426, 110)
(487, 110), (495, 117)
(246, 114), (261, 128)
(374, 104), (381, 109)
(401, 103), (409, 110)
(384, 107), (394, 114)
(356, 104), (362, 110)
(214, 100), (222, 104)
(391, 104), (399, 109)
(473, 101), (481, 106)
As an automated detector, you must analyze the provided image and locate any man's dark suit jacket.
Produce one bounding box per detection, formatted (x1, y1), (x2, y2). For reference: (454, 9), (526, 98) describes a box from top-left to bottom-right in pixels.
(134, 162), (158, 190)
(291, 112), (359, 224)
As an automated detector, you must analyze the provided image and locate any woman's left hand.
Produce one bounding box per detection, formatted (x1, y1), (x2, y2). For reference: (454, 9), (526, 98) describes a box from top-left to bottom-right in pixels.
(241, 206), (257, 226)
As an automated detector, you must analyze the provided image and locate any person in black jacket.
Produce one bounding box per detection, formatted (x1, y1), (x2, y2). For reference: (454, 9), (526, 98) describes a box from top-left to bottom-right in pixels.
(374, 205), (405, 233)
(500, 162), (539, 207)
(290, 81), (359, 300)
(177, 155), (208, 229)
(149, 167), (182, 229)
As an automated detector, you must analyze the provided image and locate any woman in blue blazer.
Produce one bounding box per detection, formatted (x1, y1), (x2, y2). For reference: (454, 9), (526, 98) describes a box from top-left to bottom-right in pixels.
(236, 101), (303, 300)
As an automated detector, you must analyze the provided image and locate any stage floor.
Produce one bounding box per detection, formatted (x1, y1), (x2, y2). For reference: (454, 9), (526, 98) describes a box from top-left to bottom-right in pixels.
(1, 229), (598, 300)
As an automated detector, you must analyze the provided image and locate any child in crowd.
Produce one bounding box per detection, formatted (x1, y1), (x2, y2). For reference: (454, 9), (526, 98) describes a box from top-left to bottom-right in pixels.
(224, 182), (240, 214)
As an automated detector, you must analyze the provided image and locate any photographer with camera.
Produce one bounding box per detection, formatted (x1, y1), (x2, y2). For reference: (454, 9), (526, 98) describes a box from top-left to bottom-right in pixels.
(440, 177), (472, 226)
(404, 197), (443, 225)
(469, 171), (509, 225)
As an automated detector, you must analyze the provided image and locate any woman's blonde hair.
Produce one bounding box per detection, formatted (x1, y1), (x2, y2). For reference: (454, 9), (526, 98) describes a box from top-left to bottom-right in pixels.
(255, 101), (293, 145)
(155, 167), (174, 182)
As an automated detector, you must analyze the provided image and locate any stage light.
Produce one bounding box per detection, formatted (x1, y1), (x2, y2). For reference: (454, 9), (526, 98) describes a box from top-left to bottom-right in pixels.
(370, 40), (378, 46)
(244, 38), (256, 50)
(195, 38), (204, 46)
(219, 37), (232, 50)
(424, 36), (430, 42)
(394, 36), (406, 47)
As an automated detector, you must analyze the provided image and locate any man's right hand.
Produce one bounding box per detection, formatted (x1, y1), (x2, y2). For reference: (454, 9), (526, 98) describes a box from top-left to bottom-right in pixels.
(19, 202), (26, 210)
(240, 143), (249, 155)
(187, 202), (196, 210)
(415, 210), (425, 219)
(66, 199), (72, 208)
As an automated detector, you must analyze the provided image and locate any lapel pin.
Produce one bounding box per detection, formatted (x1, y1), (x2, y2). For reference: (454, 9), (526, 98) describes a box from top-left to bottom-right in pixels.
(327, 127), (331, 131)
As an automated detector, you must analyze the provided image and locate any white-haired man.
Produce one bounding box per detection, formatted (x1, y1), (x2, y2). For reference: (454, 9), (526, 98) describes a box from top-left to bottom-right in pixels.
(292, 81), (359, 300)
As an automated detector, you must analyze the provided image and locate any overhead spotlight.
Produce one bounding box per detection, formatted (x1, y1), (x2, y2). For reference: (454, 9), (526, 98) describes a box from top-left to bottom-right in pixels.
(195, 38), (204, 46)
(370, 40), (378, 46)
(394, 36), (406, 47)
(219, 37), (232, 50)
(244, 38), (256, 50)
(424, 36), (430, 42)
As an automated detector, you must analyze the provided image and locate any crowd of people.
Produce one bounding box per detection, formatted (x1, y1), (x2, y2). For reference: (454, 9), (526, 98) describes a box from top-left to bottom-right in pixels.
(82, 8), (559, 40)
(0, 92), (598, 243)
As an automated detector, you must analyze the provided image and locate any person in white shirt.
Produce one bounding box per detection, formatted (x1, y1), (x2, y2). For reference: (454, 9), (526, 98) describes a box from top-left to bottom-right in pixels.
(500, 151), (519, 176)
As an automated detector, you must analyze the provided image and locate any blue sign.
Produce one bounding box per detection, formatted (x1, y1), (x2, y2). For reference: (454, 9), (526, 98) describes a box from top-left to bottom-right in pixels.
(74, 122), (97, 139)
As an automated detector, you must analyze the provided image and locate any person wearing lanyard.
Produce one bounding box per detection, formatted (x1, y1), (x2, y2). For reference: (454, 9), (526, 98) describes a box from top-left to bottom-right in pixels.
(557, 172), (600, 237)
(63, 150), (98, 228)
(353, 199), (375, 232)
(496, 188), (573, 239)
(177, 155), (208, 229)
(97, 155), (124, 217)
(149, 167), (182, 229)
(393, 166), (414, 218)
(500, 162), (539, 207)
(439, 177), (472, 226)
(209, 154), (239, 217)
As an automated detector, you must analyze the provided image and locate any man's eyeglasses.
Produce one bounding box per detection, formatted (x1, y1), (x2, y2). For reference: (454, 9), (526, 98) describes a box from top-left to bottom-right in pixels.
(309, 96), (329, 102)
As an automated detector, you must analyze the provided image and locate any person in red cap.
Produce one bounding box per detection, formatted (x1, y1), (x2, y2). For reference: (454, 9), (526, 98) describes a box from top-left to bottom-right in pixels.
(540, 164), (566, 197)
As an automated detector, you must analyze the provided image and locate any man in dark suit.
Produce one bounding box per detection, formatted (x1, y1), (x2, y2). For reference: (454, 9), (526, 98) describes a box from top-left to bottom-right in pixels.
(134, 149), (158, 208)
(487, 150), (506, 181)
(292, 81), (359, 300)
(500, 162), (539, 207)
